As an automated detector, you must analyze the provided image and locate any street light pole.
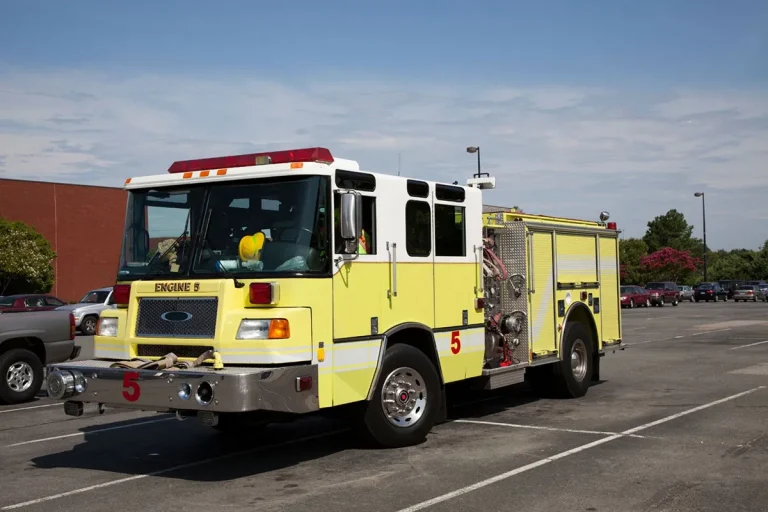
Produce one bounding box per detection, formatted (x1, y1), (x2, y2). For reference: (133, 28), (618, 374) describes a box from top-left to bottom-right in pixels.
(466, 146), (485, 179)
(694, 192), (707, 281)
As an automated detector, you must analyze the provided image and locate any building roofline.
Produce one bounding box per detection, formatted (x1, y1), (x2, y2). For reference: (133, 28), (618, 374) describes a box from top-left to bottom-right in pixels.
(0, 177), (124, 190)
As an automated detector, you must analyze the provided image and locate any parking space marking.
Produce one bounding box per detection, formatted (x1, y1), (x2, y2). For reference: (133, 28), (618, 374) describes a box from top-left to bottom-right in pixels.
(6, 417), (175, 447)
(729, 340), (768, 351)
(0, 403), (60, 415)
(1, 429), (349, 510)
(626, 328), (732, 346)
(395, 385), (765, 512)
(454, 419), (650, 438)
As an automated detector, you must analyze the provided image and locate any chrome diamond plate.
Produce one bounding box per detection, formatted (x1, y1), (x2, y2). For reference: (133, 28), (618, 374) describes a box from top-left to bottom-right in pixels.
(498, 221), (529, 364)
(135, 297), (218, 338)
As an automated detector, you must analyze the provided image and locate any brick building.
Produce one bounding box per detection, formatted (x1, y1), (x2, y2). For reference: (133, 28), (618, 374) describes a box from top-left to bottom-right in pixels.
(0, 178), (128, 302)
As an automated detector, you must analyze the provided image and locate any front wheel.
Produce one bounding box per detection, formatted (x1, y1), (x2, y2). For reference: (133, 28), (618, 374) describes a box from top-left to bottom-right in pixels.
(81, 315), (98, 336)
(0, 348), (44, 405)
(672, 296), (679, 306)
(360, 343), (441, 448)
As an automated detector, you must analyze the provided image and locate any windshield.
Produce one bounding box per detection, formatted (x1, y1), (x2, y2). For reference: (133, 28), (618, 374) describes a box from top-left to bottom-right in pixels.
(620, 287), (631, 294)
(117, 176), (330, 281)
(79, 291), (110, 303)
(645, 283), (663, 289)
(697, 284), (713, 289)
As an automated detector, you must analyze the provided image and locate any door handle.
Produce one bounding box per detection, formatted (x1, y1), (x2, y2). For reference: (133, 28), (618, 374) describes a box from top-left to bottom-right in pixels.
(387, 241), (398, 298)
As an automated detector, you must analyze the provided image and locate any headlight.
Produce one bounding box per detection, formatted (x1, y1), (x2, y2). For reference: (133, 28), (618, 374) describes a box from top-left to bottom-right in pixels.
(97, 317), (118, 337)
(236, 319), (290, 340)
(620, 296), (627, 300)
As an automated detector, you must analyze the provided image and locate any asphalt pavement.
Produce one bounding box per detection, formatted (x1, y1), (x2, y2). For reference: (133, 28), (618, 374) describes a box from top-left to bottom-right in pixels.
(2, 301), (767, 512)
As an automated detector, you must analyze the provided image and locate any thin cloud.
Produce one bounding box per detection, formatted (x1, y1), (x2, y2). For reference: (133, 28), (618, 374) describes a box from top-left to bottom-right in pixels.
(0, 69), (766, 248)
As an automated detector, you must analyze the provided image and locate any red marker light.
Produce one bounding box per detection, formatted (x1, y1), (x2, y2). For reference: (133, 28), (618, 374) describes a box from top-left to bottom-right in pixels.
(249, 282), (279, 305)
(607, 222), (617, 230)
(69, 313), (76, 340)
(168, 147), (334, 173)
(112, 284), (131, 305)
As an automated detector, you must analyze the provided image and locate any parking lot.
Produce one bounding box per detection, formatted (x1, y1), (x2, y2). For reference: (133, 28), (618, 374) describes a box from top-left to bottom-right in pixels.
(1, 302), (767, 512)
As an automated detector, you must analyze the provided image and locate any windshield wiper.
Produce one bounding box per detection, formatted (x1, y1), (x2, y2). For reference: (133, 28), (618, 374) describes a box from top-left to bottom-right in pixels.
(197, 208), (245, 289)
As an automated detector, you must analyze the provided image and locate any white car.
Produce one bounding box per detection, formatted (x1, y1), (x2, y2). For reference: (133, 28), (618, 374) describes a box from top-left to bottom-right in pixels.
(56, 287), (115, 335)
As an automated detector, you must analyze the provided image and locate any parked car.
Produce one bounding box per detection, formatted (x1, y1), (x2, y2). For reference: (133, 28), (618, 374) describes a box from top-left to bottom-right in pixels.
(718, 280), (744, 299)
(0, 310), (79, 404)
(677, 285), (694, 302)
(733, 284), (767, 302)
(694, 282), (728, 302)
(55, 286), (115, 335)
(643, 281), (681, 306)
(620, 285), (651, 308)
(0, 294), (67, 313)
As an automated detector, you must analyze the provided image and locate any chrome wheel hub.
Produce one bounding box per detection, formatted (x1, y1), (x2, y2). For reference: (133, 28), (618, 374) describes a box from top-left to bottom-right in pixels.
(6, 362), (33, 393)
(570, 340), (588, 382)
(381, 366), (427, 428)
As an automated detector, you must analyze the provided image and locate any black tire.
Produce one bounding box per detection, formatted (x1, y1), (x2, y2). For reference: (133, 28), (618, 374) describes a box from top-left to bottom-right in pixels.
(630, 299), (635, 309)
(714, 295), (718, 302)
(211, 412), (267, 433)
(551, 322), (593, 398)
(695, 299), (699, 302)
(645, 299), (651, 307)
(360, 343), (441, 448)
(672, 296), (679, 306)
(0, 348), (44, 405)
(81, 315), (98, 336)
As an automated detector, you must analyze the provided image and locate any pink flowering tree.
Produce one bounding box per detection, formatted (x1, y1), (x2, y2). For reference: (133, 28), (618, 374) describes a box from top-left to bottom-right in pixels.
(639, 247), (702, 283)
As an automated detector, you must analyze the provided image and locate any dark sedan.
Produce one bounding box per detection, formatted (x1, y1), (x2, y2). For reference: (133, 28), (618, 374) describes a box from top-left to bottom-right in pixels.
(694, 283), (728, 302)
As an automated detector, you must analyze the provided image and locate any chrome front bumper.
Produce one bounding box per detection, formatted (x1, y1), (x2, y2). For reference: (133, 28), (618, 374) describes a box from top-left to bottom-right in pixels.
(45, 359), (319, 415)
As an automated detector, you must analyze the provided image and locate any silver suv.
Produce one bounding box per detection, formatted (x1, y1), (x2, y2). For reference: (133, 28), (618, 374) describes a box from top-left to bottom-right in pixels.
(55, 287), (115, 335)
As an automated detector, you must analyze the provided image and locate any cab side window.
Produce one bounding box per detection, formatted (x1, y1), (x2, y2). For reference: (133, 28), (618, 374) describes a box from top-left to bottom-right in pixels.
(333, 192), (377, 255)
(405, 200), (431, 257)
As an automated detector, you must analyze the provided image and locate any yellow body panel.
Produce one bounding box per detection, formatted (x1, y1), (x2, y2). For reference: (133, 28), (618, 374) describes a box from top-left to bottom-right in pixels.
(555, 234), (598, 284)
(434, 263), (482, 328)
(529, 232), (557, 355)
(381, 263), (435, 333)
(599, 236), (621, 344)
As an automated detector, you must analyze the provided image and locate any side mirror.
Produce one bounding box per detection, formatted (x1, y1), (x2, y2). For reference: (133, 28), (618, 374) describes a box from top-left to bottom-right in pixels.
(340, 192), (362, 253)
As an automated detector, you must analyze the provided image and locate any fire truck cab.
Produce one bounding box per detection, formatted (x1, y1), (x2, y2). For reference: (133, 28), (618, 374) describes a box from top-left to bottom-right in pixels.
(46, 147), (623, 448)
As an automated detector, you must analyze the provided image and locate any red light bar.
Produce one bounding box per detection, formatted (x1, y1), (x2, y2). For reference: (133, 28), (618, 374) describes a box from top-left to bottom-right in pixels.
(168, 147), (334, 173)
(607, 222), (617, 230)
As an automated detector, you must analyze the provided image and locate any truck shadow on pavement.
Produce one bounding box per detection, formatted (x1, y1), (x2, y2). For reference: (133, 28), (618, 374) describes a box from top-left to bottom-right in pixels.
(28, 380), (607, 482)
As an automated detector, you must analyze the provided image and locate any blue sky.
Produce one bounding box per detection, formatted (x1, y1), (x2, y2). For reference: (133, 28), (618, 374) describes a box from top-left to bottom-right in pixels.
(1, 0), (767, 249)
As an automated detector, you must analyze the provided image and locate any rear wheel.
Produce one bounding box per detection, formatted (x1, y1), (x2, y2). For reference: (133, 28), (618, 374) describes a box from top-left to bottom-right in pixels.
(630, 299), (635, 308)
(360, 343), (441, 448)
(645, 299), (651, 307)
(0, 348), (44, 405)
(551, 322), (593, 398)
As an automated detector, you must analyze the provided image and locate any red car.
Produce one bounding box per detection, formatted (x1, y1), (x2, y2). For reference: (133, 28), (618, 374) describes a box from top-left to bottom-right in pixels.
(620, 285), (651, 308)
(0, 294), (67, 312)
(643, 281), (681, 306)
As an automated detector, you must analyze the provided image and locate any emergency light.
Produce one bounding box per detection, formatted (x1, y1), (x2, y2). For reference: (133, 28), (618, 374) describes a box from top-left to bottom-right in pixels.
(168, 147), (334, 173)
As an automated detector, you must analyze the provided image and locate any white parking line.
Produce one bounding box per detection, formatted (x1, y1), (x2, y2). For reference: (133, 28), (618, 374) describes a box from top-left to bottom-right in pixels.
(395, 385), (765, 512)
(625, 328), (732, 346)
(0, 403), (60, 415)
(1, 429), (348, 510)
(454, 419), (650, 439)
(6, 417), (175, 447)
(729, 339), (768, 351)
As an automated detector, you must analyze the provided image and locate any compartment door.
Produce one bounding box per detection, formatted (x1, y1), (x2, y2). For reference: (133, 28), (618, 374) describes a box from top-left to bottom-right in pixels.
(528, 231), (557, 355)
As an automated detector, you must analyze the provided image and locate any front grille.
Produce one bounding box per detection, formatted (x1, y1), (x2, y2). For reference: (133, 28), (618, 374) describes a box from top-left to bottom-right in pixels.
(136, 344), (214, 358)
(135, 297), (218, 338)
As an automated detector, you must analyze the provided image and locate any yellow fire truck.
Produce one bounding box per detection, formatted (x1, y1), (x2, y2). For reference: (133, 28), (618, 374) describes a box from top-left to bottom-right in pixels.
(46, 147), (623, 447)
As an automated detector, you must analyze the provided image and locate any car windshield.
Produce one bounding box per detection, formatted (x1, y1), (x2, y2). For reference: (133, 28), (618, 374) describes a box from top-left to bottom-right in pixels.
(79, 291), (110, 303)
(697, 284), (713, 289)
(645, 283), (663, 289)
(620, 287), (631, 294)
(117, 175), (330, 280)
(737, 286), (754, 290)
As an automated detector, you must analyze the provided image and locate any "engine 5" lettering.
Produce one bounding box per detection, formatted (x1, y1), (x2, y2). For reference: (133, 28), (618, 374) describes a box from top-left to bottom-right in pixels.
(154, 282), (197, 292)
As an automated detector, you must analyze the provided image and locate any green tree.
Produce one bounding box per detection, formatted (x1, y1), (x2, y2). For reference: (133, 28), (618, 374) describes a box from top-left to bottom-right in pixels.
(0, 218), (56, 295)
(619, 238), (648, 284)
(643, 209), (702, 255)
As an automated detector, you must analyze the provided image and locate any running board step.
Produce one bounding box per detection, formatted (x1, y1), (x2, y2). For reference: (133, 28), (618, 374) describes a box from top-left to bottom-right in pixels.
(478, 364), (527, 390)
